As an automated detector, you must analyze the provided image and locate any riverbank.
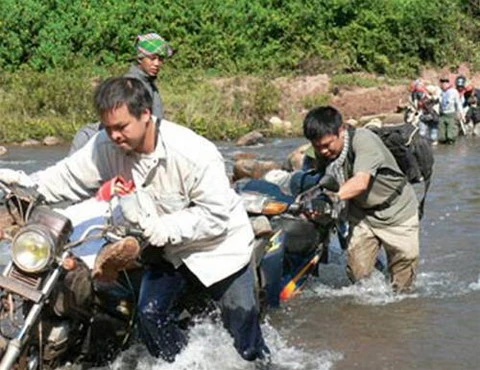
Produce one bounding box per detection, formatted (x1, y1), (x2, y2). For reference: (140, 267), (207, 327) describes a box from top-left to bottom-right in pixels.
(1, 64), (478, 146)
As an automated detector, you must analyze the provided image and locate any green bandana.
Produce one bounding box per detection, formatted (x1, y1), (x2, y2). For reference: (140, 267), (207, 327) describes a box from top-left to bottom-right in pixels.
(135, 33), (173, 58)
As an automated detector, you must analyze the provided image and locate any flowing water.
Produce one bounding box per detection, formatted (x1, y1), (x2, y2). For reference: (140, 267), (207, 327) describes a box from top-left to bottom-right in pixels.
(0, 137), (479, 370)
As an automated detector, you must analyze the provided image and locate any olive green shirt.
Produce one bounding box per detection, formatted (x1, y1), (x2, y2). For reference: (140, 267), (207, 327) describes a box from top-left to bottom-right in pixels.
(347, 128), (418, 227)
(312, 128), (418, 227)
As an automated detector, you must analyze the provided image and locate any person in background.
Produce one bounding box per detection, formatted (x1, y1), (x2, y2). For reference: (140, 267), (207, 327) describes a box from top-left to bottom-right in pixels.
(0, 77), (270, 364)
(438, 76), (463, 144)
(417, 84), (441, 145)
(69, 33), (173, 155)
(455, 75), (480, 135)
(303, 106), (420, 293)
(408, 79), (428, 111)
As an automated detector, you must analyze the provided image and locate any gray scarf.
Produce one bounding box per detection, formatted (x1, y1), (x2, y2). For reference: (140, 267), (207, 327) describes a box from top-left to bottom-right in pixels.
(325, 128), (350, 188)
(325, 129), (350, 238)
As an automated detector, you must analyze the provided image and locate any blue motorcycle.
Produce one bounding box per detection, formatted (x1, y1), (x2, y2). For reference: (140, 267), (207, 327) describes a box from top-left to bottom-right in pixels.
(235, 174), (340, 310)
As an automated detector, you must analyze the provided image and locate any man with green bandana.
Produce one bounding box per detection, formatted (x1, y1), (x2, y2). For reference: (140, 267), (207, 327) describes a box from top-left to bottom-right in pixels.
(69, 33), (173, 155)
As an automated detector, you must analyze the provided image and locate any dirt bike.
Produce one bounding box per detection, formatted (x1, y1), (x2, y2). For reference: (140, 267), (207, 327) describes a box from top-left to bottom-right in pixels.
(235, 174), (340, 310)
(0, 173), (339, 367)
(0, 181), (142, 370)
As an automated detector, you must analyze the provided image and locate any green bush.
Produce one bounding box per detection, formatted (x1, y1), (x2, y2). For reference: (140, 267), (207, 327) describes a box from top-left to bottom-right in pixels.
(1, 0), (480, 142)
(0, 0), (477, 75)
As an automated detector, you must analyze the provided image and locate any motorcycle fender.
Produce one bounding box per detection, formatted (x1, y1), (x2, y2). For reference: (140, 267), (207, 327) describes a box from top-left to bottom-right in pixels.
(259, 230), (286, 308)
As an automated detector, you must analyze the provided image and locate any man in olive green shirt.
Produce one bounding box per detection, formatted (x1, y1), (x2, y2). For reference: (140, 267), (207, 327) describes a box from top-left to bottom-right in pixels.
(303, 106), (419, 292)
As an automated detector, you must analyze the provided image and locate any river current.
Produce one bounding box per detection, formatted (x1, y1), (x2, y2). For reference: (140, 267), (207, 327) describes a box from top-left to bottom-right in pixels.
(0, 137), (479, 370)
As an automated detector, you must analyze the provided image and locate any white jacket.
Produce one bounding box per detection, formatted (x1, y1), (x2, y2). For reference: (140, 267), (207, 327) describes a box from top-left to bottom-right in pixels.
(33, 119), (254, 287)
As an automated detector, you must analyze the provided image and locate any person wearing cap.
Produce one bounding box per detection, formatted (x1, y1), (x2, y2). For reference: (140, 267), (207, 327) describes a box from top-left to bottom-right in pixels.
(124, 33), (173, 120)
(69, 33), (173, 155)
(438, 76), (462, 144)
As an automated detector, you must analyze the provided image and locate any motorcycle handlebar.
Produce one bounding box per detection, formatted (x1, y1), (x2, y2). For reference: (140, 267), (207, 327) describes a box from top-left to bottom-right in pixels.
(124, 227), (144, 238)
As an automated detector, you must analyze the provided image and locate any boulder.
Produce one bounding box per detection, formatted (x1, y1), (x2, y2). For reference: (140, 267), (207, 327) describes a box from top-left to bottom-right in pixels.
(20, 139), (41, 147)
(232, 152), (258, 161)
(284, 143), (311, 171)
(232, 159), (281, 181)
(0, 146), (6, 156)
(43, 136), (63, 146)
(236, 131), (265, 146)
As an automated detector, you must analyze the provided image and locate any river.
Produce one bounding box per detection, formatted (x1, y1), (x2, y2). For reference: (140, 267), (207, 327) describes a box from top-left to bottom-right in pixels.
(0, 137), (479, 370)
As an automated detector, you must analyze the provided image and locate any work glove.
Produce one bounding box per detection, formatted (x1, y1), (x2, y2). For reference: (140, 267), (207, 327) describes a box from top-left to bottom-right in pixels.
(0, 169), (35, 188)
(119, 190), (169, 247)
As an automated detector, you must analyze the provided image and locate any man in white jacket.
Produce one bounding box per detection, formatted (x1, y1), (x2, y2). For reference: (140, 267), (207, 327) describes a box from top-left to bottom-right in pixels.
(0, 76), (269, 363)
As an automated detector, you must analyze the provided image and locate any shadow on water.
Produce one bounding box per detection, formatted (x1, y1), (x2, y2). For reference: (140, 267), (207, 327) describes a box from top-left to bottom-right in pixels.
(1, 136), (480, 369)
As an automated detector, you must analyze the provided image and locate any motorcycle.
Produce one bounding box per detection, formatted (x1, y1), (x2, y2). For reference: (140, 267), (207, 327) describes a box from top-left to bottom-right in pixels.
(0, 172), (339, 368)
(0, 181), (142, 370)
(235, 174), (340, 310)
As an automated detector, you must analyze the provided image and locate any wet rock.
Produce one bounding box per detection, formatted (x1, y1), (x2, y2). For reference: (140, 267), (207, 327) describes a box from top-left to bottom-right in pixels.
(43, 136), (63, 146)
(20, 139), (41, 147)
(232, 159), (281, 181)
(284, 143), (311, 171)
(236, 131), (265, 146)
(0, 146), (7, 156)
(232, 152), (258, 161)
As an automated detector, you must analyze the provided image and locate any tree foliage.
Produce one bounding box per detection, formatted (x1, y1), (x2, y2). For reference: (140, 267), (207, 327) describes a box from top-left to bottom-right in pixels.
(1, 0), (479, 75)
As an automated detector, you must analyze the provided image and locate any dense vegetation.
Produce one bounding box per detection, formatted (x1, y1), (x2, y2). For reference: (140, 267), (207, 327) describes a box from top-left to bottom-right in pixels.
(1, 0), (480, 142)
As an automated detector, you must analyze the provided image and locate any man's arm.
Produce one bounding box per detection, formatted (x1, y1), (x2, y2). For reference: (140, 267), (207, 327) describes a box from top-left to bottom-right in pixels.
(338, 171), (371, 201)
(33, 136), (106, 203)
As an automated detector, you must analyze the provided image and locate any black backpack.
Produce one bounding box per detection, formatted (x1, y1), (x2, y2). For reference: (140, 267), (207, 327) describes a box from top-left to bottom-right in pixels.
(367, 123), (434, 219)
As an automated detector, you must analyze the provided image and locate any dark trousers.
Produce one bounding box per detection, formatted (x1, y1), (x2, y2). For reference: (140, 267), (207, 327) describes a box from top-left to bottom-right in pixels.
(137, 260), (269, 362)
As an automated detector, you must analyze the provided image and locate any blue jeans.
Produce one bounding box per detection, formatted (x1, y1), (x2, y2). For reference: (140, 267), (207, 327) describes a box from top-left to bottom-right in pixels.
(137, 260), (269, 362)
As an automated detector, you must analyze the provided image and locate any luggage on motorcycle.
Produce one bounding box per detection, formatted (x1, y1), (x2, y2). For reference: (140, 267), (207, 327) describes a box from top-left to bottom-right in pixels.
(365, 124), (434, 219)
(234, 178), (295, 204)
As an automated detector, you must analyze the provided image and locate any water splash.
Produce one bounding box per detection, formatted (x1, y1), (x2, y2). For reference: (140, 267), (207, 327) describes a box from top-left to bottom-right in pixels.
(106, 316), (342, 370)
(468, 274), (480, 290)
(302, 262), (480, 306)
(415, 271), (480, 298)
(305, 270), (402, 306)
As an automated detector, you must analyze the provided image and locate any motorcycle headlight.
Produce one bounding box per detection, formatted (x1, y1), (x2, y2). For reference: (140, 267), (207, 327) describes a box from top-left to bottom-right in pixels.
(12, 225), (56, 273)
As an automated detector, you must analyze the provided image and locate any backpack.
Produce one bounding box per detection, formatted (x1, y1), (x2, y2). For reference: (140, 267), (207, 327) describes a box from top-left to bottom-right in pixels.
(366, 123), (434, 219)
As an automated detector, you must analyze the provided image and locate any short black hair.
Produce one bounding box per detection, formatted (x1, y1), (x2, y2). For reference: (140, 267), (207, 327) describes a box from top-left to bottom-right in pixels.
(303, 106), (343, 141)
(94, 76), (152, 119)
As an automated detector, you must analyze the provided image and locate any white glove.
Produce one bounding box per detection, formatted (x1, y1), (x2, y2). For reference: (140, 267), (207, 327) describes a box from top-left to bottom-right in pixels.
(0, 169), (35, 187)
(119, 190), (169, 247)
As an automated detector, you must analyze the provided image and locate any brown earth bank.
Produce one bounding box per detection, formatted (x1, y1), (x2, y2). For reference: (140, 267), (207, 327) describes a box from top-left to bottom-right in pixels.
(275, 63), (480, 122)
